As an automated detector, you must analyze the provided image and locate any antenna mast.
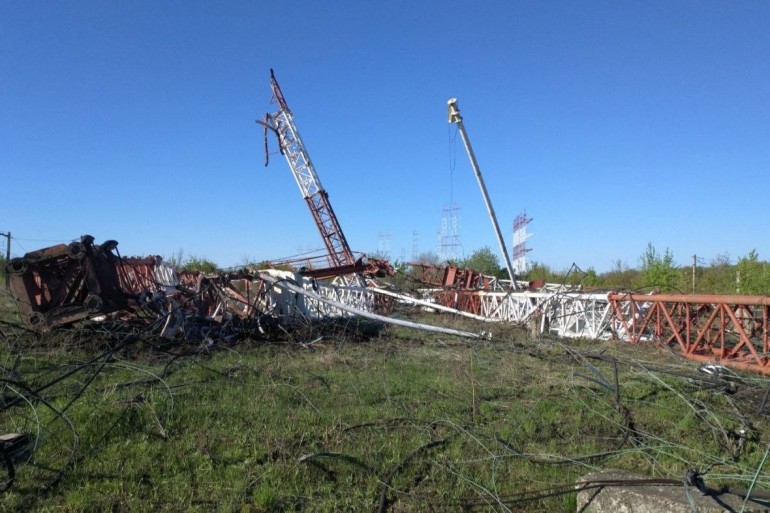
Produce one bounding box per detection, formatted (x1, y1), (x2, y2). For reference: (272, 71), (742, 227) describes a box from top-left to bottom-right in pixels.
(447, 98), (517, 289)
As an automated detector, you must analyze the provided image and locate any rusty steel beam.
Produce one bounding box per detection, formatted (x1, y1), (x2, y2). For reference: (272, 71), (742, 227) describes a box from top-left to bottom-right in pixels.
(115, 255), (176, 296)
(298, 257), (394, 280)
(408, 263), (500, 290)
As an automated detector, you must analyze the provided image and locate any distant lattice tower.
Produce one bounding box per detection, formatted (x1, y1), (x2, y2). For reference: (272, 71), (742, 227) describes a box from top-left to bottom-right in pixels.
(377, 231), (392, 260)
(412, 231), (420, 261)
(439, 203), (461, 262)
(512, 211), (533, 274)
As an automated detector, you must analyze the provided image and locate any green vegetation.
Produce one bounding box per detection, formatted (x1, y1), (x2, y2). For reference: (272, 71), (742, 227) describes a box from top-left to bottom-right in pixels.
(2, 316), (769, 512)
(521, 245), (770, 295)
(460, 246), (502, 277)
(736, 250), (770, 295)
(638, 242), (681, 292)
(178, 256), (219, 274)
(399, 243), (770, 295)
(166, 249), (220, 274)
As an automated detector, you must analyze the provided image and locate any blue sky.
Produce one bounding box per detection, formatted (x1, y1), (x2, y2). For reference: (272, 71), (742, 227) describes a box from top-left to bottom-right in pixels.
(2, 1), (769, 272)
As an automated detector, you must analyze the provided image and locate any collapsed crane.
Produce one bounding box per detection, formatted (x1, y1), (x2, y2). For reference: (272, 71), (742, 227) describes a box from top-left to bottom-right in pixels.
(257, 70), (391, 280)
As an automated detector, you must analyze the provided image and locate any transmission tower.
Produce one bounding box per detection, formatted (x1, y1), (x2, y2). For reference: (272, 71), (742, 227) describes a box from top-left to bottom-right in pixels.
(512, 211), (533, 274)
(377, 231), (392, 260)
(439, 203), (461, 262)
(412, 231), (420, 261)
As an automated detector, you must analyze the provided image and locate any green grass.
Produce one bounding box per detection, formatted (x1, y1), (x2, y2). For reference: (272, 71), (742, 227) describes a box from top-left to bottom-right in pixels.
(0, 286), (18, 325)
(1, 314), (770, 512)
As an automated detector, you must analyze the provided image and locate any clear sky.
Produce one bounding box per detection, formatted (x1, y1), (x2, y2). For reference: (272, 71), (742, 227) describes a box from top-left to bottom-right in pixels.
(2, 1), (769, 272)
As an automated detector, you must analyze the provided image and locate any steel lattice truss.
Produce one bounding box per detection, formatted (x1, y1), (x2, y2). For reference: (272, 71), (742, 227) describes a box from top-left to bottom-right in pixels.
(608, 293), (770, 374)
(408, 285), (770, 375)
(263, 70), (355, 268)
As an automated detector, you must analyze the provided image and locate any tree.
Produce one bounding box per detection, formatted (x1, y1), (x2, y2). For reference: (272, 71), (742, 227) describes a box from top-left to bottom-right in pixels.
(735, 250), (770, 295)
(600, 259), (638, 290)
(638, 242), (681, 292)
(697, 253), (733, 294)
(180, 255), (219, 274)
(525, 261), (564, 284)
(462, 246), (502, 277)
(581, 267), (602, 288)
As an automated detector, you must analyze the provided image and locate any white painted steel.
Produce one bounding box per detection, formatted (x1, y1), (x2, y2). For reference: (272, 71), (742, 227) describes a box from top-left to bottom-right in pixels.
(257, 273), (481, 339)
(272, 108), (323, 200)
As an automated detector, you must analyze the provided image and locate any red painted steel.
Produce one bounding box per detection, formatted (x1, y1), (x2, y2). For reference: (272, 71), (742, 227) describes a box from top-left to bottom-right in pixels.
(6, 236), (128, 329)
(609, 292), (770, 374)
(408, 263), (494, 290)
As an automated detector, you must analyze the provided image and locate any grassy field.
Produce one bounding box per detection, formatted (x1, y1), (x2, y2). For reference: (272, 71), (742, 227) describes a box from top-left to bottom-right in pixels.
(1, 287), (770, 512)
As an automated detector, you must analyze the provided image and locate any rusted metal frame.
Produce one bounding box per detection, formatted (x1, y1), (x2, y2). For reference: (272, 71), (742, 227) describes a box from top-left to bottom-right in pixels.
(299, 259), (366, 280)
(243, 277), (273, 317)
(688, 305), (722, 356)
(63, 236), (127, 315)
(269, 69), (289, 112)
(657, 301), (688, 354)
(195, 276), (254, 319)
(13, 253), (74, 311)
(614, 292), (770, 306)
(80, 238), (104, 301)
(49, 264), (85, 307)
(609, 297), (637, 341)
(304, 191), (355, 268)
(241, 279), (264, 318)
(613, 294), (770, 372)
(442, 267), (453, 287)
(629, 298), (658, 343)
(466, 292), (481, 315)
(719, 307), (727, 358)
(722, 304), (767, 368)
(227, 277), (272, 318)
(765, 305), (770, 354)
(115, 258), (165, 295)
(215, 281), (250, 317)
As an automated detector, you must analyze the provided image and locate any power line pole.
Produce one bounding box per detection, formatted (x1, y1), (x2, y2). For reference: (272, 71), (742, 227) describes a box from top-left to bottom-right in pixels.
(692, 254), (696, 293)
(0, 231), (10, 290)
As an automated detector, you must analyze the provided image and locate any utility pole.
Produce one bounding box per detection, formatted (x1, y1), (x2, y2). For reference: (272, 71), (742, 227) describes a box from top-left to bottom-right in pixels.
(447, 98), (518, 290)
(0, 231), (10, 290)
(692, 254), (696, 293)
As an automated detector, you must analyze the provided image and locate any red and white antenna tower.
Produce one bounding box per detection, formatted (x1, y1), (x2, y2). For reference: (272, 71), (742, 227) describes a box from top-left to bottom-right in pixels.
(512, 211), (533, 274)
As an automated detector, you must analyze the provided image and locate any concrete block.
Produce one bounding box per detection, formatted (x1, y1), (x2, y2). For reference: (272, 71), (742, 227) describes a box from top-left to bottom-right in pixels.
(576, 470), (770, 513)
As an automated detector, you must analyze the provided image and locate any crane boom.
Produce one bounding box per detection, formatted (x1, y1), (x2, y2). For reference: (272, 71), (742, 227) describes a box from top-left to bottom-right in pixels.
(262, 69), (356, 268)
(447, 98), (518, 290)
